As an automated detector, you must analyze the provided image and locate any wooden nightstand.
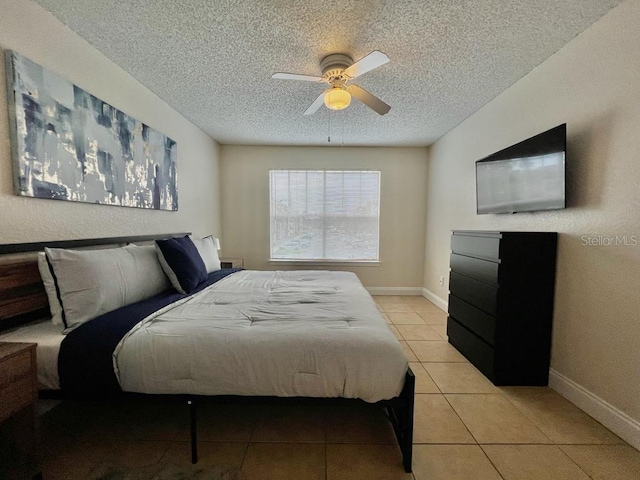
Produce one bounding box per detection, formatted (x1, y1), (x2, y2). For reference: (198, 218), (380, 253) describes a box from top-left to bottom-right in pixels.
(0, 342), (40, 480)
(220, 257), (244, 269)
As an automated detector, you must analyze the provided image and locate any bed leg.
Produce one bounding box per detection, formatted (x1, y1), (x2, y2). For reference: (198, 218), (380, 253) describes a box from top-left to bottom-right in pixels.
(389, 368), (414, 473)
(401, 368), (415, 473)
(188, 399), (198, 464)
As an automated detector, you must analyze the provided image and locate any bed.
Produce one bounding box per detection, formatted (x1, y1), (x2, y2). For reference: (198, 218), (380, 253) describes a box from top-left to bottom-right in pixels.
(0, 233), (415, 472)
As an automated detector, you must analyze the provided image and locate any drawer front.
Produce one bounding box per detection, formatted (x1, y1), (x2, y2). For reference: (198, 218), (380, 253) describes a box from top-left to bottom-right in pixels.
(449, 272), (498, 317)
(0, 376), (34, 423)
(0, 350), (32, 388)
(451, 233), (500, 260)
(450, 253), (499, 285)
(447, 318), (495, 383)
(448, 295), (497, 346)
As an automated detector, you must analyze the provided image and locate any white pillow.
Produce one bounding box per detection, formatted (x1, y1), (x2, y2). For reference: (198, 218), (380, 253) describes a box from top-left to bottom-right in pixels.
(37, 252), (64, 325)
(45, 244), (171, 330)
(189, 235), (221, 273)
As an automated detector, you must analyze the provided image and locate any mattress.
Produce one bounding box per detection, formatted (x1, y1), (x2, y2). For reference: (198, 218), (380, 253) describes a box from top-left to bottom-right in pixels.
(0, 320), (63, 390)
(115, 270), (408, 402)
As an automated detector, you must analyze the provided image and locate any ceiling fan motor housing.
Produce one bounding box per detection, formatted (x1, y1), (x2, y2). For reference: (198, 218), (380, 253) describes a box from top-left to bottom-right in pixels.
(321, 53), (353, 84)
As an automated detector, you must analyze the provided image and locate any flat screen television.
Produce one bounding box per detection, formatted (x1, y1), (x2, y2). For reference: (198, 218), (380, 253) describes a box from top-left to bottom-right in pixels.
(476, 124), (566, 214)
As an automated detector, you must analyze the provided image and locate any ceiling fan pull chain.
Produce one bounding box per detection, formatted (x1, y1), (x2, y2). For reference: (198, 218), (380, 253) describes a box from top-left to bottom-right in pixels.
(328, 107), (331, 143)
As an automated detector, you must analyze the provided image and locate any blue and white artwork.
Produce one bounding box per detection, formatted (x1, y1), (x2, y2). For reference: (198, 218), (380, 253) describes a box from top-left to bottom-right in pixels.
(5, 51), (178, 210)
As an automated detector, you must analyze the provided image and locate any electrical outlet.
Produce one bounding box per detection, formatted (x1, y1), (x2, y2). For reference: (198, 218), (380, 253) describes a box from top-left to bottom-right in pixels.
(439, 276), (445, 286)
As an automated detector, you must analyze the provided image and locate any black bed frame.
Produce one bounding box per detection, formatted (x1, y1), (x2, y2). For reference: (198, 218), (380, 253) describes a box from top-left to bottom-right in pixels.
(183, 368), (415, 472)
(1, 233), (415, 473)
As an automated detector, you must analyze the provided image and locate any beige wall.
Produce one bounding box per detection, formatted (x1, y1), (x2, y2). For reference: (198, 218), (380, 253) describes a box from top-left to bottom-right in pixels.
(221, 146), (428, 289)
(424, 0), (640, 425)
(0, 0), (221, 243)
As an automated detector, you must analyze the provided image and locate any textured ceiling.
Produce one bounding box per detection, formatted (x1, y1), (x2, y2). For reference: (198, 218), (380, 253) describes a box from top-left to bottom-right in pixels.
(35, 0), (623, 146)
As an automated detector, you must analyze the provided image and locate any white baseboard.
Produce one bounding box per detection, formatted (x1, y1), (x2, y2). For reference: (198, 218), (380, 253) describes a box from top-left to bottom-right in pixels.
(366, 287), (423, 296)
(549, 369), (640, 450)
(421, 287), (448, 312)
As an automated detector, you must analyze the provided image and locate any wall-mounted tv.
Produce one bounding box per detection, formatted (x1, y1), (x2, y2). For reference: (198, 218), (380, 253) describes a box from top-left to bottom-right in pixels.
(476, 124), (566, 214)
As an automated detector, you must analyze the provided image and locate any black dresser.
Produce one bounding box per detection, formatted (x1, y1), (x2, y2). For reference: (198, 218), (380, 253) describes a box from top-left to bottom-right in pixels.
(447, 231), (557, 386)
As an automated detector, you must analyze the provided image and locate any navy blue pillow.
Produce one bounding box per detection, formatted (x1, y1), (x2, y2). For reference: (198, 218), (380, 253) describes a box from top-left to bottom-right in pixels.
(155, 236), (208, 293)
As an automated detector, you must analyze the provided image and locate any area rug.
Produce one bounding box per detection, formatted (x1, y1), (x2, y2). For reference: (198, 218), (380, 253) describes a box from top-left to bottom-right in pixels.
(89, 462), (244, 480)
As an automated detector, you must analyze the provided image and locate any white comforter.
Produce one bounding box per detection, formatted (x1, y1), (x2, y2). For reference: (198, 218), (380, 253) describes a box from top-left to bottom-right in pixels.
(114, 270), (408, 402)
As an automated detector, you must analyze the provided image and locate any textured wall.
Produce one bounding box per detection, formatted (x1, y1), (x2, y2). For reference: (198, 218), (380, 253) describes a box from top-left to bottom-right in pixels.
(0, 0), (221, 243)
(424, 0), (640, 422)
(220, 146), (428, 289)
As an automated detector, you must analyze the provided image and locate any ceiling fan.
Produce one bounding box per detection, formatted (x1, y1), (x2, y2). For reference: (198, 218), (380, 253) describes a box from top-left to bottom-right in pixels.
(272, 51), (391, 116)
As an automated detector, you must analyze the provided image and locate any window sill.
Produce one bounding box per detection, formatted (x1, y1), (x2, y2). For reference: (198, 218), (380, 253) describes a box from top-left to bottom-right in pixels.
(269, 259), (380, 267)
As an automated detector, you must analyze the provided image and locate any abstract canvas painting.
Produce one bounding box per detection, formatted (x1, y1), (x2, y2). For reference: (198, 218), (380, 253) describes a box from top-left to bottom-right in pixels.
(5, 51), (178, 210)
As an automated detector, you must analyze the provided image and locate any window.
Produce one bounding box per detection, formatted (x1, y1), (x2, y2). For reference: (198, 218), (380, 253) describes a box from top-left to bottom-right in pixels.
(270, 170), (381, 262)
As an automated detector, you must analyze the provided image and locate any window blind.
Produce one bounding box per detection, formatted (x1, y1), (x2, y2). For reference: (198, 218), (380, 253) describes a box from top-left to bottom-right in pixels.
(270, 170), (381, 261)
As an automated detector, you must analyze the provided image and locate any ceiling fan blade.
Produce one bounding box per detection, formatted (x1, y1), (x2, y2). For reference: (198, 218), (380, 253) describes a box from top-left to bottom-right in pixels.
(272, 72), (323, 82)
(347, 84), (391, 115)
(304, 92), (326, 115)
(344, 51), (390, 78)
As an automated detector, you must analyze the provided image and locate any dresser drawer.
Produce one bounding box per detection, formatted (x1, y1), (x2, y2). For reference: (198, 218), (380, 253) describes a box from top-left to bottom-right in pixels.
(449, 272), (498, 316)
(450, 253), (499, 286)
(447, 318), (495, 382)
(448, 295), (497, 345)
(0, 350), (32, 388)
(0, 376), (35, 422)
(451, 233), (500, 260)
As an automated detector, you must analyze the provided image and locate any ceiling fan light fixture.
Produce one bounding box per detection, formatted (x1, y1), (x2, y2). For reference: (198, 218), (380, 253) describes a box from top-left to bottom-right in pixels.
(324, 87), (351, 111)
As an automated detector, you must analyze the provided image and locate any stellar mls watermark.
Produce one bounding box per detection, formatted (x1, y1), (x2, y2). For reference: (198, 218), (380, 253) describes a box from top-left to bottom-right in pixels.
(581, 235), (638, 246)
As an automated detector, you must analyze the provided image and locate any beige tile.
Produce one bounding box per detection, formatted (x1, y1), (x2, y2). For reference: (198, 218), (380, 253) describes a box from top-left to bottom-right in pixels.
(482, 445), (590, 480)
(409, 362), (440, 393)
(241, 443), (325, 480)
(407, 341), (467, 362)
(446, 394), (551, 444)
(389, 312), (425, 324)
(396, 324), (442, 340)
(117, 461), (244, 479)
(500, 387), (623, 444)
(413, 394), (475, 444)
(560, 444), (640, 480)
(162, 441), (247, 468)
(52, 400), (141, 440)
(109, 440), (173, 469)
(417, 310), (448, 325)
(127, 403), (184, 441)
(424, 363), (497, 393)
(251, 405), (325, 443)
(326, 444), (412, 480)
(413, 445), (502, 480)
(399, 341), (418, 361)
(375, 295), (410, 304)
(325, 405), (396, 444)
(41, 437), (115, 479)
(177, 404), (259, 442)
(431, 324), (448, 340)
(402, 296), (437, 307)
(412, 302), (443, 313)
(387, 324), (403, 340)
(42, 457), (103, 480)
(384, 304), (418, 313)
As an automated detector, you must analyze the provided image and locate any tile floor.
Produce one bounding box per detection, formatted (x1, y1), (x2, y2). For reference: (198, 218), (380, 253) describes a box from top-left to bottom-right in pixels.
(37, 296), (640, 479)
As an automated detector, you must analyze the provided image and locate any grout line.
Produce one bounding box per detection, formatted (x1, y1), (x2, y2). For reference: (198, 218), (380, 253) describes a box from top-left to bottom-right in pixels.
(440, 393), (480, 445)
(556, 444), (608, 478)
(477, 444), (507, 480)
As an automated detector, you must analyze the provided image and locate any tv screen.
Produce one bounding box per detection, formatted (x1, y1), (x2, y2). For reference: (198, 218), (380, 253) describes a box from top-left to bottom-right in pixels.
(476, 124), (566, 214)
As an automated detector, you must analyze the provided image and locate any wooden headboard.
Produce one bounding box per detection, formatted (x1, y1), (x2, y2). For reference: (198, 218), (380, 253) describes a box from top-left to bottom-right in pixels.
(0, 233), (188, 332)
